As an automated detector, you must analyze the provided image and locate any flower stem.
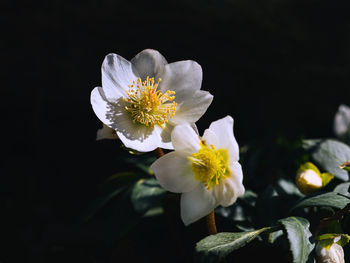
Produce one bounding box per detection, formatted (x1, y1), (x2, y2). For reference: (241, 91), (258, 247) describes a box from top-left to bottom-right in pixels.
(155, 147), (164, 158)
(206, 210), (217, 235)
(313, 202), (350, 237)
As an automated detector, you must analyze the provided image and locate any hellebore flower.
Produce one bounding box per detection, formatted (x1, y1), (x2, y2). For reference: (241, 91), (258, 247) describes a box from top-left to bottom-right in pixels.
(334, 104), (350, 139)
(151, 116), (245, 226)
(91, 49), (213, 152)
(295, 162), (334, 195)
(316, 237), (345, 263)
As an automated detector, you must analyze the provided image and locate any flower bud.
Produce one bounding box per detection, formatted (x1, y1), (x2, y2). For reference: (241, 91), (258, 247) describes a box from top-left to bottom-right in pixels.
(316, 242), (344, 263)
(339, 161), (350, 172)
(296, 169), (322, 194)
(295, 162), (333, 195)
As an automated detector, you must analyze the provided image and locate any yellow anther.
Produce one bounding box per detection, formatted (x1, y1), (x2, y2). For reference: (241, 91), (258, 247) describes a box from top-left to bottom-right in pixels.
(124, 76), (177, 127)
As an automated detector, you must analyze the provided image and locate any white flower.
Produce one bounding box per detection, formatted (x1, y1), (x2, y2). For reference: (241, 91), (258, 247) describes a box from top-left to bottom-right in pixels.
(91, 49), (213, 152)
(150, 116), (245, 226)
(334, 104), (350, 139)
(316, 240), (344, 263)
(96, 124), (118, 141)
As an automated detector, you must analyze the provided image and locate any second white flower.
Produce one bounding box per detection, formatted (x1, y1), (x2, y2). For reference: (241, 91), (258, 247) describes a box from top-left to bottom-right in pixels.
(151, 116), (245, 226)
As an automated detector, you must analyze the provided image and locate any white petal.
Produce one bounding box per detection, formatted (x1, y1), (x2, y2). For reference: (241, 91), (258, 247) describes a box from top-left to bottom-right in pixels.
(90, 87), (114, 126)
(151, 151), (199, 193)
(96, 124), (118, 141)
(180, 185), (217, 226)
(130, 49), (167, 80)
(155, 122), (173, 149)
(202, 127), (219, 146)
(214, 162), (245, 207)
(159, 60), (203, 102)
(171, 90), (213, 124)
(171, 124), (201, 154)
(115, 115), (164, 152)
(334, 104), (350, 138)
(101, 53), (138, 101)
(105, 99), (165, 152)
(154, 125), (173, 150)
(208, 116), (239, 162)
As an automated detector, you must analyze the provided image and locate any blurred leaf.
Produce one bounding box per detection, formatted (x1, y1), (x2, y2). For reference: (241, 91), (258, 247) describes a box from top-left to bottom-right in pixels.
(123, 154), (156, 175)
(130, 178), (167, 214)
(291, 192), (350, 212)
(302, 139), (350, 181)
(120, 144), (146, 155)
(275, 178), (303, 197)
(194, 227), (271, 263)
(142, 205), (164, 217)
(84, 172), (139, 221)
(278, 217), (314, 263)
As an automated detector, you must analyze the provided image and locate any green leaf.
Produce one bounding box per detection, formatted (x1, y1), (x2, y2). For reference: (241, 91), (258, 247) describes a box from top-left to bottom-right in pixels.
(130, 178), (167, 214)
(278, 217), (314, 263)
(83, 172), (139, 221)
(302, 139), (350, 181)
(195, 227), (271, 263)
(290, 192), (350, 212)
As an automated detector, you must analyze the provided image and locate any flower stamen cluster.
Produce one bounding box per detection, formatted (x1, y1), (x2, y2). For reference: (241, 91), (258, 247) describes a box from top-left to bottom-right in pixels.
(189, 141), (230, 189)
(123, 76), (177, 127)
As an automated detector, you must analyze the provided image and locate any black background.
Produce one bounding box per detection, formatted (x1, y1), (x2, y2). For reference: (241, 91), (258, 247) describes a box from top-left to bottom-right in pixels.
(2, 0), (350, 262)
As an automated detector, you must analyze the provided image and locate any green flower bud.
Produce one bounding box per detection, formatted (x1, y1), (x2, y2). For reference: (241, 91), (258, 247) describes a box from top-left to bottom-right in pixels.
(316, 240), (344, 263)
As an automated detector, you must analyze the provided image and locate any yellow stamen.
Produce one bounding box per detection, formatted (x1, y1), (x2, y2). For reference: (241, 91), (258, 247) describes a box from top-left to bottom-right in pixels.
(123, 76), (177, 127)
(188, 141), (230, 189)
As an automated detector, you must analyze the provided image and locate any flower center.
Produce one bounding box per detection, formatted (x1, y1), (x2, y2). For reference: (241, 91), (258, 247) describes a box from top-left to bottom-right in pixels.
(123, 77), (177, 127)
(188, 141), (230, 189)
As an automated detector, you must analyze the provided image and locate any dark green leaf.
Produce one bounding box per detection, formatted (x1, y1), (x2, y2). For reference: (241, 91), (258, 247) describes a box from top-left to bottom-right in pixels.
(215, 190), (257, 222)
(278, 217), (314, 263)
(195, 228), (271, 263)
(333, 182), (350, 197)
(130, 178), (167, 214)
(302, 139), (350, 181)
(290, 192), (350, 212)
(84, 172), (139, 221)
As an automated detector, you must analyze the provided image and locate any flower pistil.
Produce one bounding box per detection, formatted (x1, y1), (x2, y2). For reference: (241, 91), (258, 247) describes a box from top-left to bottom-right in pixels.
(188, 142), (230, 189)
